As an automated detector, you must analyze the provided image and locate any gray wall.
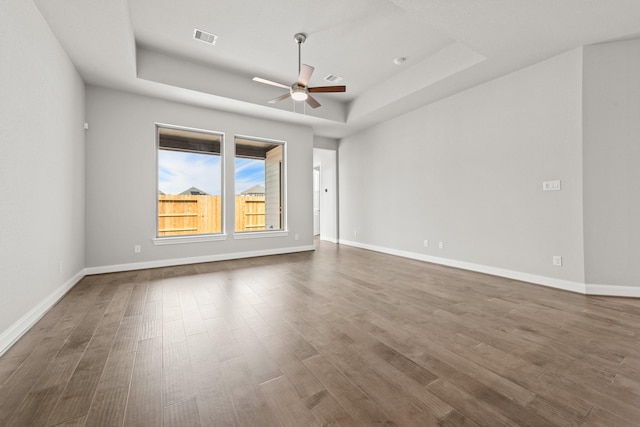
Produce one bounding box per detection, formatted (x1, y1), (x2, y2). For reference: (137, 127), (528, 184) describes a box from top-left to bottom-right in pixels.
(339, 49), (586, 283)
(0, 0), (85, 340)
(313, 136), (338, 150)
(85, 87), (313, 268)
(583, 38), (640, 287)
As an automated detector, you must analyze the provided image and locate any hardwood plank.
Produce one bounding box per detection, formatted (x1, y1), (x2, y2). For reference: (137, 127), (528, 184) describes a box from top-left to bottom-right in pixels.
(98, 350), (136, 389)
(534, 370), (640, 424)
(51, 415), (87, 426)
(303, 389), (359, 427)
(438, 409), (481, 427)
(260, 375), (319, 426)
(124, 373), (162, 426)
(303, 354), (390, 424)
(368, 341), (438, 386)
(314, 339), (443, 426)
(0, 336), (67, 425)
(231, 326), (282, 384)
(196, 382), (238, 426)
(583, 406), (639, 427)
(6, 352), (83, 426)
(524, 396), (585, 426)
(164, 397), (202, 427)
(131, 336), (162, 380)
(220, 355), (281, 427)
(163, 359), (196, 406)
(46, 332), (119, 425)
(256, 333), (325, 399)
(427, 379), (516, 427)
(83, 385), (128, 426)
(0, 354), (27, 387)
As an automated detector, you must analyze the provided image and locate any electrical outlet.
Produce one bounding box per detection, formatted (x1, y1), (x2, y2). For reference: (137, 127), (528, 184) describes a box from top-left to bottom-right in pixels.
(553, 255), (562, 266)
(59, 261), (63, 273)
(423, 240), (429, 248)
(543, 180), (561, 191)
(134, 245), (141, 253)
(294, 233), (299, 240)
(438, 241), (444, 249)
(354, 230), (357, 237)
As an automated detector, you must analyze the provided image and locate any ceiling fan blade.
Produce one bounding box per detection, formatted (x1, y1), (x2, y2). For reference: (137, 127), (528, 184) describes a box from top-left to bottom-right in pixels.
(253, 77), (290, 90)
(268, 92), (291, 104)
(308, 85), (346, 93)
(298, 64), (314, 87)
(305, 94), (321, 109)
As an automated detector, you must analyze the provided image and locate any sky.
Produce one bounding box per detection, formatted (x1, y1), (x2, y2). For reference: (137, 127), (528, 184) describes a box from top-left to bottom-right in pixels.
(158, 150), (265, 195)
(234, 158), (266, 194)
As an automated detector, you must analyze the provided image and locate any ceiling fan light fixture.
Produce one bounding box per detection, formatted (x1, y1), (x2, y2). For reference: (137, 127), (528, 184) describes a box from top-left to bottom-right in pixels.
(291, 90), (308, 101)
(290, 84), (308, 101)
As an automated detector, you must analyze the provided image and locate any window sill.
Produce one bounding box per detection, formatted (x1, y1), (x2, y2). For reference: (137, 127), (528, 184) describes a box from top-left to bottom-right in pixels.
(233, 230), (289, 240)
(152, 234), (227, 245)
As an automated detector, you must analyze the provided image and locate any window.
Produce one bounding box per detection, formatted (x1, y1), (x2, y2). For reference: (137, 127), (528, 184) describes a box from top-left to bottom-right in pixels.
(234, 136), (285, 232)
(157, 125), (223, 237)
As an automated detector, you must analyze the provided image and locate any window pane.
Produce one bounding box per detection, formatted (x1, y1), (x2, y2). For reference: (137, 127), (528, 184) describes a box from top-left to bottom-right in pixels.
(157, 126), (223, 237)
(235, 137), (284, 232)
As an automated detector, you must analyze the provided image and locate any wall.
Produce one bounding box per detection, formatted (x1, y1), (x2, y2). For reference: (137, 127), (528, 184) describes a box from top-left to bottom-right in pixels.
(313, 136), (338, 151)
(0, 0), (85, 352)
(583, 38), (640, 287)
(84, 87), (313, 270)
(339, 49), (585, 285)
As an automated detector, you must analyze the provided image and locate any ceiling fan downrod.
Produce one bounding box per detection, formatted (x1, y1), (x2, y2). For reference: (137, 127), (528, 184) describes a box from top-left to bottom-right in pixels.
(294, 33), (306, 77)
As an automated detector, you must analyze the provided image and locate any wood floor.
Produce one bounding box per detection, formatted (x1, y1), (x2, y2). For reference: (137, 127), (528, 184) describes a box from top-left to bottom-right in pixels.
(1, 242), (640, 426)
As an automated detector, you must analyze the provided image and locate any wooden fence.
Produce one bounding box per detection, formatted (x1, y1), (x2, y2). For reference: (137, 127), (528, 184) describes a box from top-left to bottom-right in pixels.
(158, 194), (265, 236)
(235, 195), (266, 232)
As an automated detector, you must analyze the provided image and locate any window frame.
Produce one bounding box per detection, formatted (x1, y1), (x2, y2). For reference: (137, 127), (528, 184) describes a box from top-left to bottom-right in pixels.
(233, 134), (288, 238)
(152, 123), (227, 245)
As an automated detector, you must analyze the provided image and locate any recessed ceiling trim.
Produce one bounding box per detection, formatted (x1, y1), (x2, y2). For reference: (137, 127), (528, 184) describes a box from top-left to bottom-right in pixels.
(193, 28), (217, 45)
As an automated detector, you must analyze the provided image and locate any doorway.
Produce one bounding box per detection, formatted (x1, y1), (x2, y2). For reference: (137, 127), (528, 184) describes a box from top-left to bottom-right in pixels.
(313, 167), (320, 236)
(312, 148), (337, 242)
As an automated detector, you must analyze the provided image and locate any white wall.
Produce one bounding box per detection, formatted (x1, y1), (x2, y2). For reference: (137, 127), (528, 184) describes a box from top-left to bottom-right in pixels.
(339, 49), (585, 284)
(84, 87), (313, 270)
(0, 0), (85, 351)
(583, 38), (640, 287)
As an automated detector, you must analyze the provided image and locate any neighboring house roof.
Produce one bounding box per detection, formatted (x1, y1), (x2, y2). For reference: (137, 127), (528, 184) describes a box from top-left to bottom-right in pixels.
(180, 186), (209, 196)
(241, 184), (265, 195)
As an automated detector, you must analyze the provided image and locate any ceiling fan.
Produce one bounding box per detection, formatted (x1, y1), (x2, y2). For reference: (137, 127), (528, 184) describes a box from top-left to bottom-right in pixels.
(252, 33), (346, 109)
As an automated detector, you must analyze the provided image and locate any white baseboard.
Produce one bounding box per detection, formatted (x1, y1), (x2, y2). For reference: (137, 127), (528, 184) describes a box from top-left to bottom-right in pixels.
(320, 236), (338, 244)
(85, 245), (316, 275)
(338, 240), (639, 298)
(586, 284), (640, 298)
(0, 269), (86, 357)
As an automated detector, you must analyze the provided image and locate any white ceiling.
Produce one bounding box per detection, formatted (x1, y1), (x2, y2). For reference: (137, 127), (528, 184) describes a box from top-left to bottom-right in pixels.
(34, 0), (640, 138)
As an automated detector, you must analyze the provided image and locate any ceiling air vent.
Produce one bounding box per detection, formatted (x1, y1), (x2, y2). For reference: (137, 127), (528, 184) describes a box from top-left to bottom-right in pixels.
(324, 74), (343, 83)
(193, 29), (217, 45)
